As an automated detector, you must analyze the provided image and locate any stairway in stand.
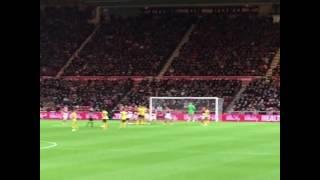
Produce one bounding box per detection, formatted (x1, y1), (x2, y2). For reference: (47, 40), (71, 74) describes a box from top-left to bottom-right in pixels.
(157, 24), (196, 77)
(55, 24), (100, 78)
(266, 49), (280, 77)
(224, 82), (249, 113)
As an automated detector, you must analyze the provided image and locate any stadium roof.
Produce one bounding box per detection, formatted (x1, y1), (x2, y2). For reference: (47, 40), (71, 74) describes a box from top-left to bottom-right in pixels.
(82, 0), (279, 7)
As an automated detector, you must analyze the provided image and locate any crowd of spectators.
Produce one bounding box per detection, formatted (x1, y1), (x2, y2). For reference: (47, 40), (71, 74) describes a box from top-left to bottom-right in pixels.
(40, 78), (280, 113)
(40, 79), (243, 112)
(42, 11), (279, 77)
(64, 14), (195, 76)
(231, 78), (280, 112)
(166, 15), (280, 76)
(40, 79), (133, 111)
(119, 79), (242, 110)
(40, 7), (94, 76)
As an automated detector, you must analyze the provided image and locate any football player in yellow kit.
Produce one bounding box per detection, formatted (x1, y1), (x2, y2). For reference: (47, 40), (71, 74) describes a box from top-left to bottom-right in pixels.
(70, 109), (79, 132)
(137, 105), (147, 125)
(101, 109), (109, 130)
(202, 107), (210, 126)
(120, 108), (128, 128)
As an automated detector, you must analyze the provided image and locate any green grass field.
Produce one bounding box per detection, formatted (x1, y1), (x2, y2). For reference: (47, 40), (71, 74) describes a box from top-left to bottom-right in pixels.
(40, 120), (280, 180)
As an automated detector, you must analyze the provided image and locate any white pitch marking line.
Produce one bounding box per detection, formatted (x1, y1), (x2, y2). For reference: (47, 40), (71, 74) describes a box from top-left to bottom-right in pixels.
(40, 140), (57, 150)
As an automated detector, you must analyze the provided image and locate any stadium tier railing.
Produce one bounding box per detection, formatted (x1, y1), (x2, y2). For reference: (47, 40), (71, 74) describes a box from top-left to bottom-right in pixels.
(40, 76), (261, 81)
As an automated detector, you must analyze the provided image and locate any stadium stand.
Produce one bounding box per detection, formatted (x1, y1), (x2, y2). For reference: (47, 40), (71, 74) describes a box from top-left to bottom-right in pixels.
(40, 7), (280, 112)
(231, 78), (280, 112)
(40, 7), (94, 76)
(64, 14), (195, 76)
(166, 15), (280, 76)
(40, 79), (133, 111)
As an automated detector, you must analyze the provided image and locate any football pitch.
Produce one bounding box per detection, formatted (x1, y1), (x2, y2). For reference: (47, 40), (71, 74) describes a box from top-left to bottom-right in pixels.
(40, 120), (280, 180)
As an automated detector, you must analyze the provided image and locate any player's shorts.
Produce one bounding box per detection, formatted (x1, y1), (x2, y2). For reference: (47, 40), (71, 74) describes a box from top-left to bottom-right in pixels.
(63, 113), (68, 120)
(89, 117), (93, 121)
(102, 119), (107, 123)
(121, 119), (127, 123)
(165, 114), (172, 120)
(131, 115), (137, 121)
(202, 115), (209, 120)
(138, 115), (144, 119)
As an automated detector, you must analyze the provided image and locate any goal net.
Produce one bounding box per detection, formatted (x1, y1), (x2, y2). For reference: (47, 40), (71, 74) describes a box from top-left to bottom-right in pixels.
(149, 97), (224, 122)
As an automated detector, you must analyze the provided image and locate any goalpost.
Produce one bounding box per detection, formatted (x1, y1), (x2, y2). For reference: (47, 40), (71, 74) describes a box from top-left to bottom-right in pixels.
(149, 97), (224, 122)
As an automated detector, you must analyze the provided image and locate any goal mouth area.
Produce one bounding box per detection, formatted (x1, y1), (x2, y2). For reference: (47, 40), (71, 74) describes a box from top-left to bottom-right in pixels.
(149, 97), (223, 122)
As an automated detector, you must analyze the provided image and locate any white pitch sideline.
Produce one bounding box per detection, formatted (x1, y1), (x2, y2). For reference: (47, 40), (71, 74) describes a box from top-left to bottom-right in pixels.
(40, 140), (57, 150)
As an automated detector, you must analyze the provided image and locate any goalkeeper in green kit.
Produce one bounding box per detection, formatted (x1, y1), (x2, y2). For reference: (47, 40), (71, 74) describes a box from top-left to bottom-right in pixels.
(187, 102), (196, 122)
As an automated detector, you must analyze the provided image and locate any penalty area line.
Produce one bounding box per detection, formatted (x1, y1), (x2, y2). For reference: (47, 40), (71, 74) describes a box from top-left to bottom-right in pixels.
(40, 140), (57, 150)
